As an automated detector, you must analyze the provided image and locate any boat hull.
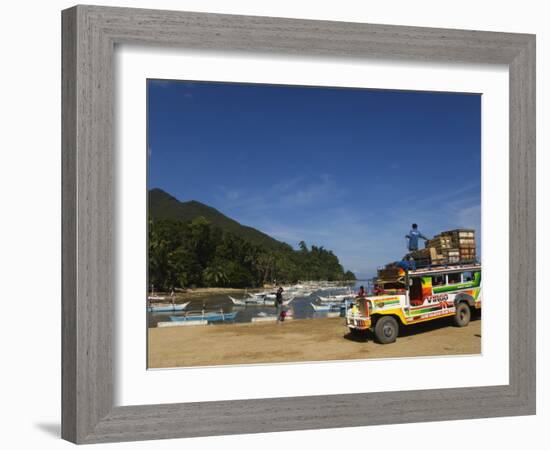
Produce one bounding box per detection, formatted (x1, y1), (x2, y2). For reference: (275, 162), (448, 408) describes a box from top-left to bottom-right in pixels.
(169, 311), (238, 323)
(147, 301), (190, 312)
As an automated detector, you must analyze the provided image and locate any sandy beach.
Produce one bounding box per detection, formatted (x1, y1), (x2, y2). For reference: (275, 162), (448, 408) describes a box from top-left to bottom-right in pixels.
(148, 314), (481, 368)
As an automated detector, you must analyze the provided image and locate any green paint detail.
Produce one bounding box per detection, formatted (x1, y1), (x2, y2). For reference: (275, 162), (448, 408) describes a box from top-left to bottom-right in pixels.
(432, 271), (481, 294)
(474, 271), (481, 285)
(374, 299), (400, 306)
(434, 283), (472, 293)
(371, 299), (401, 311)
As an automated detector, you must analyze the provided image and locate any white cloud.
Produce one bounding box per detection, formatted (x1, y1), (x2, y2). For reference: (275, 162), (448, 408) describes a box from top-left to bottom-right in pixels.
(389, 162), (400, 170)
(211, 177), (480, 279)
(278, 174), (345, 207)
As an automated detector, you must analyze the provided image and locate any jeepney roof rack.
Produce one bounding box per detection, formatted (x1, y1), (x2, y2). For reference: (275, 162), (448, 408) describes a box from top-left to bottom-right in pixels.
(408, 260), (481, 275)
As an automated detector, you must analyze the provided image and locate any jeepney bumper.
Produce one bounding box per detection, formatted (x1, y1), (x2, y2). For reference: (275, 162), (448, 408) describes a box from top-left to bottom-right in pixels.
(346, 315), (371, 330)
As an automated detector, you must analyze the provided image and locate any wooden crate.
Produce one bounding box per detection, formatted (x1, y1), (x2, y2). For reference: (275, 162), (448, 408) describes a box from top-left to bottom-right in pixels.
(447, 229), (476, 247)
(448, 229), (475, 238)
(442, 248), (459, 256)
(410, 248), (431, 258)
(426, 235), (453, 250)
(459, 248), (477, 260)
(457, 238), (476, 248)
(431, 256), (446, 265)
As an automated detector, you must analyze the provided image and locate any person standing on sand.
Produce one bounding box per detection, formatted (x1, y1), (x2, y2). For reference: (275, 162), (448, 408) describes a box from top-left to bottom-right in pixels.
(276, 287), (285, 322)
(406, 223), (429, 252)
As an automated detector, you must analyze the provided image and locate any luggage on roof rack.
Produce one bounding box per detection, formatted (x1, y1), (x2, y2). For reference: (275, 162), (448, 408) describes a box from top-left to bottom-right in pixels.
(422, 228), (477, 266)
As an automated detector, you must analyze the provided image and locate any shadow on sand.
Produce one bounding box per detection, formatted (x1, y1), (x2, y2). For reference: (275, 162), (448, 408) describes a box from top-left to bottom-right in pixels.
(343, 309), (481, 343)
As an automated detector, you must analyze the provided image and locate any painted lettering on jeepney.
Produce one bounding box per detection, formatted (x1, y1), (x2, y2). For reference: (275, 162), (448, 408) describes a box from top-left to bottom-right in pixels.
(424, 293), (448, 304)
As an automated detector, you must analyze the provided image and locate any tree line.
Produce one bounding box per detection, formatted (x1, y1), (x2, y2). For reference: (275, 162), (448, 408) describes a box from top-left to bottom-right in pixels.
(149, 216), (356, 290)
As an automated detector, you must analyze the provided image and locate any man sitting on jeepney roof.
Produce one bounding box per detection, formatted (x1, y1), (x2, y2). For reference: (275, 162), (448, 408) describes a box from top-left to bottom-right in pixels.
(406, 223), (429, 251)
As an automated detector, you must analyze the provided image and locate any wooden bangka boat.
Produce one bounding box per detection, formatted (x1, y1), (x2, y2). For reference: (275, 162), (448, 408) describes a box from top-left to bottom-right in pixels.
(228, 295), (294, 306)
(310, 302), (346, 312)
(147, 301), (190, 313)
(169, 310), (238, 323)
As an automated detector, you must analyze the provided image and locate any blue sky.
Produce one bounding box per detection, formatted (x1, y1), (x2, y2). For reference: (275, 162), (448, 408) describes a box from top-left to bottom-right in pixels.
(147, 79), (481, 279)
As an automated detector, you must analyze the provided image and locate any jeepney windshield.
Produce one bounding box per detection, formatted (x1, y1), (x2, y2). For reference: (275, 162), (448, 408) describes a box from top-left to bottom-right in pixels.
(355, 297), (370, 315)
(375, 281), (406, 294)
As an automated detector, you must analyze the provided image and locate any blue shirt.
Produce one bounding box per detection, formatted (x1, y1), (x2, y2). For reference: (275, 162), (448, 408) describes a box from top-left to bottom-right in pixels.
(406, 229), (427, 251)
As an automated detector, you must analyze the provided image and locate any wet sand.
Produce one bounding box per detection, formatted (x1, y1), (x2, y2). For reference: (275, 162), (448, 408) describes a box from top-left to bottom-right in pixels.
(148, 315), (481, 368)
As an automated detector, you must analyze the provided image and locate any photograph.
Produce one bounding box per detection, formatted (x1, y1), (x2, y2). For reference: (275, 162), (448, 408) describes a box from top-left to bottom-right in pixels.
(146, 79), (482, 369)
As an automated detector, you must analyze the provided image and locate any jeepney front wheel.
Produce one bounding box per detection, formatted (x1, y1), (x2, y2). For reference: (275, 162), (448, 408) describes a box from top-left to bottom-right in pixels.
(373, 316), (399, 344)
(453, 302), (471, 327)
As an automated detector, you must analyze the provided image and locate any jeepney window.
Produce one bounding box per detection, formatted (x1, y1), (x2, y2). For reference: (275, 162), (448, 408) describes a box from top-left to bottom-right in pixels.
(447, 272), (462, 284)
(432, 275), (445, 286)
(410, 278), (422, 301)
(463, 271), (474, 282)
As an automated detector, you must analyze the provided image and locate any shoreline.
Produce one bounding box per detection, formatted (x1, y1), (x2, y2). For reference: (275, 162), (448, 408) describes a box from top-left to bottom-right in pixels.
(149, 287), (251, 303)
(150, 281), (358, 304)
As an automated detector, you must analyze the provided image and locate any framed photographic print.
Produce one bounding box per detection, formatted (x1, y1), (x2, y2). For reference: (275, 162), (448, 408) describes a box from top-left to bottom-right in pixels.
(62, 5), (536, 444)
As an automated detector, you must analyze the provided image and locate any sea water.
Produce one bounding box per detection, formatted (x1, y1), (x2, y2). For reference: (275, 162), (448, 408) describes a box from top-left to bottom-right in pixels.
(147, 283), (369, 327)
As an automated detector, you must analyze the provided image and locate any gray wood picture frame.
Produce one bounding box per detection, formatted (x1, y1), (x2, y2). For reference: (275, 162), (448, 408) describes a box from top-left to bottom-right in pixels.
(61, 5), (536, 444)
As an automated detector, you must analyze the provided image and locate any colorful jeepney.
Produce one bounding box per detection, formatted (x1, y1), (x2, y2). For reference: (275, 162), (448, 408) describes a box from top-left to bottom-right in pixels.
(346, 263), (481, 344)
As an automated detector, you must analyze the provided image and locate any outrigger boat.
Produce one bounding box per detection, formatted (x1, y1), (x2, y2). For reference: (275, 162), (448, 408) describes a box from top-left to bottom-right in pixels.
(310, 302), (347, 312)
(317, 293), (354, 303)
(282, 297), (295, 306)
(169, 310), (238, 323)
(247, 291), (278, 300)
(148, 284), (167, 302)
(147, 301), (190, 313)
(228, 296), (260, 306)
(228, 295), (294, 306)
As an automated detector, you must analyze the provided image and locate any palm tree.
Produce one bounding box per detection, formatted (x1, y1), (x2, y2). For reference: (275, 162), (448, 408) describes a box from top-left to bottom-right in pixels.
(202, 265), (228, 287)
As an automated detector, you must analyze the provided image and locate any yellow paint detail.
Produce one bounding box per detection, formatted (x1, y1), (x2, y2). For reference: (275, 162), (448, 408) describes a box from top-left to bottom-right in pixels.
(346, 317), (372, 330)
(371, 308), (408, 325)
(372, 307), (457, 326)
(405, 311), (455, 324)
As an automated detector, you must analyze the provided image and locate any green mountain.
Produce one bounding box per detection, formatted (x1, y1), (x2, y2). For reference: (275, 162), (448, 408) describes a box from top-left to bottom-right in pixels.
(148, 188), (290, 251)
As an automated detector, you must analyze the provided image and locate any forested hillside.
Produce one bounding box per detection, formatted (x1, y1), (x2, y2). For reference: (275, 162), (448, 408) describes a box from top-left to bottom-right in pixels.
(148, 189), (356, 289)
